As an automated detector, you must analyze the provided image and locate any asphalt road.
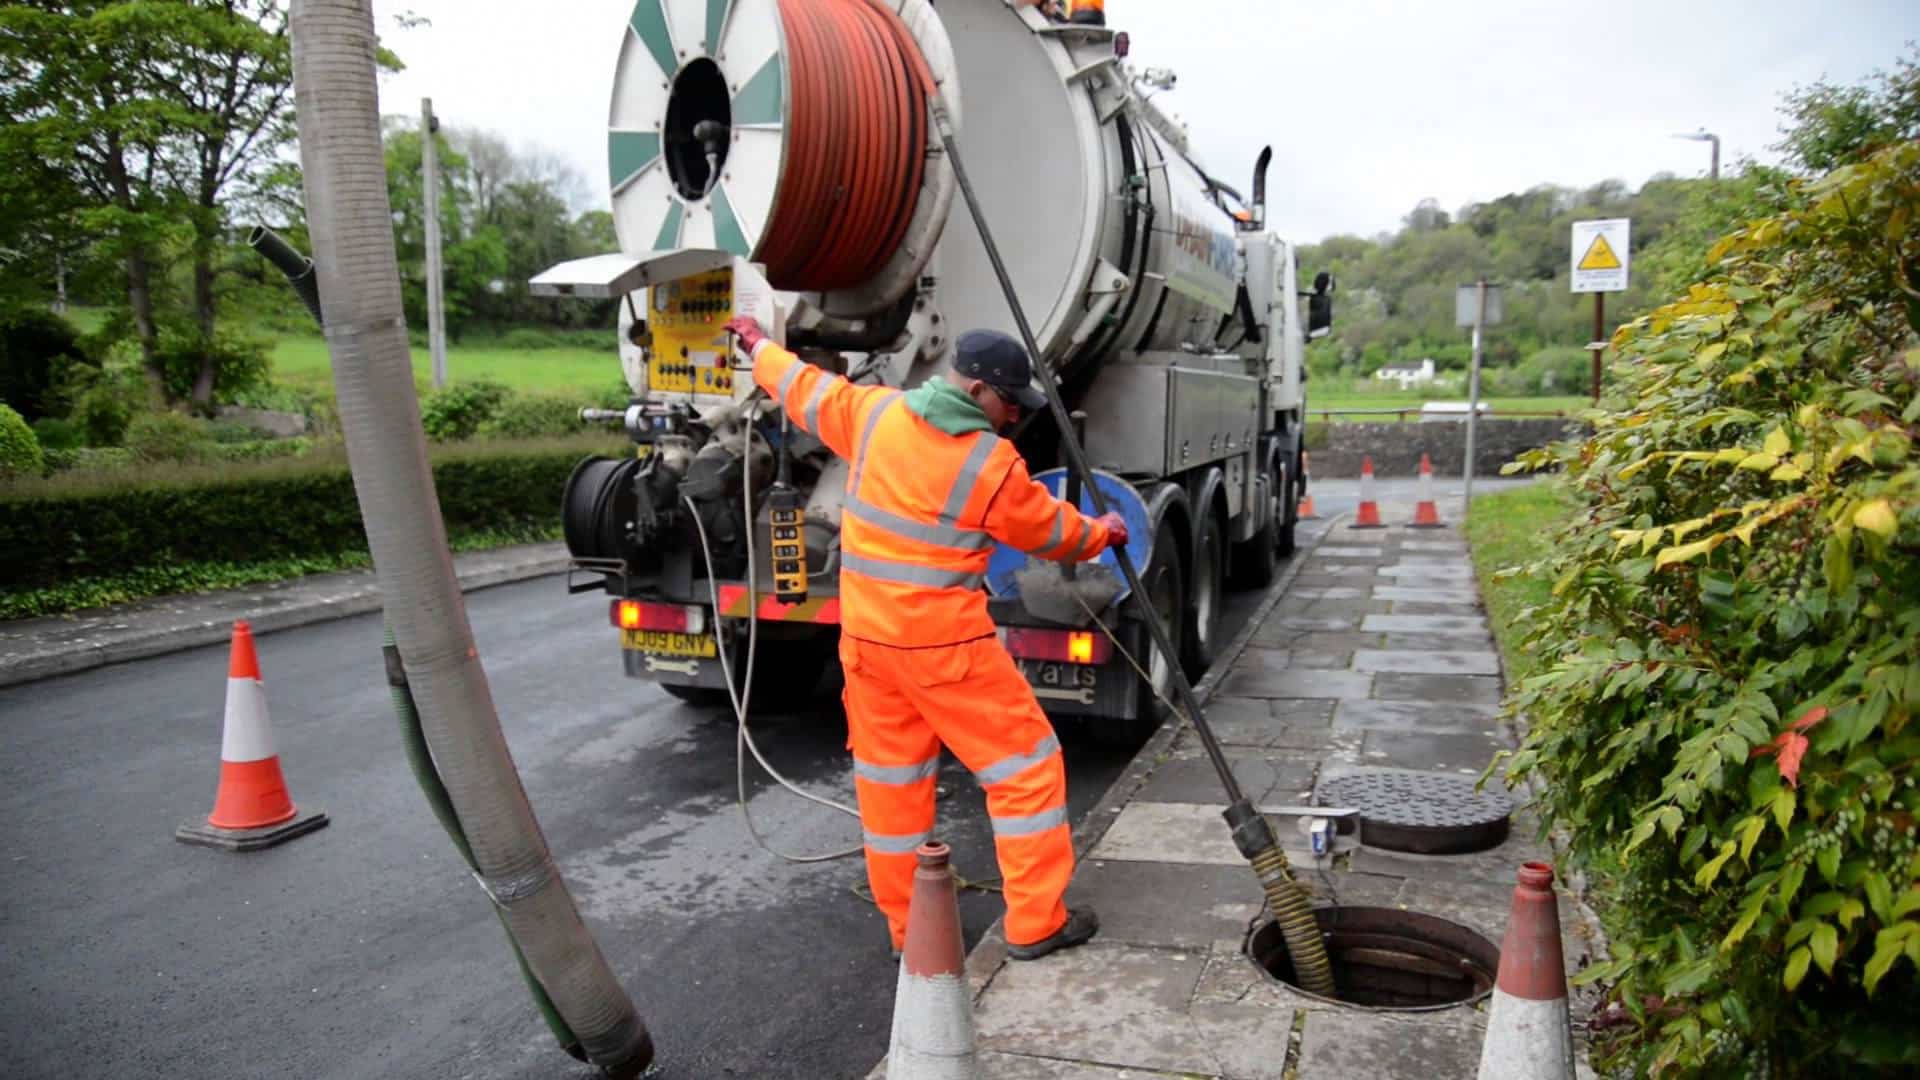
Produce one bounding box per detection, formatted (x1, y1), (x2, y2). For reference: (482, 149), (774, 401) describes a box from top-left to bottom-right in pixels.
(0, 528), (1310, 1079)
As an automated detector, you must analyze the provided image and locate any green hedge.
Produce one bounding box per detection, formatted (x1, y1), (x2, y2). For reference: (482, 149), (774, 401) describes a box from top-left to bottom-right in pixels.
(1, 434), (621, 592)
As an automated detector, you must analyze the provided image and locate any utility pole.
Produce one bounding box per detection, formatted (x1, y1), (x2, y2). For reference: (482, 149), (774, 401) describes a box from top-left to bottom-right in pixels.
(1456, 280), (1501, 506)
(422, 97), (448, 389)
(1673, 130), (1721, 181)
(1590, 293), (1605, 403)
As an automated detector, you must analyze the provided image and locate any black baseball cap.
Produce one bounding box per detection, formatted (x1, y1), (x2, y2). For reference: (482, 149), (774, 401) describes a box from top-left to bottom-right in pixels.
(953, 330), (1047, 409)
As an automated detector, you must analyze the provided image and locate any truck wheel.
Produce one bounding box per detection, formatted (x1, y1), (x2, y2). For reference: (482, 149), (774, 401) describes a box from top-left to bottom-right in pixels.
(1181, 512), (1223, 678)
(1275, 450), (1300, 558)
(1115, 515), (1187, 743)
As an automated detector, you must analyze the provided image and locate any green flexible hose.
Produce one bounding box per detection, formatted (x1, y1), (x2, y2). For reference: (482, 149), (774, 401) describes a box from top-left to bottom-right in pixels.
(383, 625), (586, 1062)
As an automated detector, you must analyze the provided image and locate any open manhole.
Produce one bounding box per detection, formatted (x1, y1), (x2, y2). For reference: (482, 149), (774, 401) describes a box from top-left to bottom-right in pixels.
(1316, 769), (1513, 854)
(1246, 906), (1499, 1011)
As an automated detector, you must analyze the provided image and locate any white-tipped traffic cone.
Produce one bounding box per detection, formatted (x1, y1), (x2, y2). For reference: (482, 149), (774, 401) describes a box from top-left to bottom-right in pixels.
(1350, 455), (1384, 529)
(176, 620), (328, 851)
(1409, 453), (1445, 528)
(1476, 862), (1576, 1080)
(1297, 452), (1319, 519)
(888, 841), (980, 1080)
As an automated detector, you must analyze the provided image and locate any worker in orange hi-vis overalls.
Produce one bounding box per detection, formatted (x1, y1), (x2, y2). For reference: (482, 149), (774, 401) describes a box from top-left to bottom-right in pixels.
(727, 314), (1128, 961)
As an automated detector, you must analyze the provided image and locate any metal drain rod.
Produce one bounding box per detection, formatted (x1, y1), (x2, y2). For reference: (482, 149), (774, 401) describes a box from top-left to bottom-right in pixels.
(930, 96), (1337, 996)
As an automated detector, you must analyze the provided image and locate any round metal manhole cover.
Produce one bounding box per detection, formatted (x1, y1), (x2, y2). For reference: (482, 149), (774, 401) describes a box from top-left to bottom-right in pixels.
(1316, 770), (1513, 854)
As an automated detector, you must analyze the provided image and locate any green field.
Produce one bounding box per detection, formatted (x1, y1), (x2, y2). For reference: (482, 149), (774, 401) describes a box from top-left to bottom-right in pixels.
(270, 336), (620, 395)
(1306, 388), (1592, 417)
(1464, 480), (1577, 680)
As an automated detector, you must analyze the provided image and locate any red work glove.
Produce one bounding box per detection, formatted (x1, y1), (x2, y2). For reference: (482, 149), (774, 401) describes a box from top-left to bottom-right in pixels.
(725, 314), (767, 354)
(1096, 512), (1128, 551)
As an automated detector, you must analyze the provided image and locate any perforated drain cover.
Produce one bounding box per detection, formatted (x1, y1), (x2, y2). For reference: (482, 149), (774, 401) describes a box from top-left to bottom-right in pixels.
(1316, 770), (1513, 854)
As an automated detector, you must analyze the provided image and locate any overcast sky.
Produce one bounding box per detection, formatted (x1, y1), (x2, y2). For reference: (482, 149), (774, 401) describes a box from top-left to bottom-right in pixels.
(368, 0), (1916, 243)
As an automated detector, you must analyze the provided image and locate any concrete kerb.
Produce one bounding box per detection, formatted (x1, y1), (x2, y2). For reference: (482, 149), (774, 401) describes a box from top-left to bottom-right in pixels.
(0, 545), (569, 690)
(953, 515), (1345, 1000)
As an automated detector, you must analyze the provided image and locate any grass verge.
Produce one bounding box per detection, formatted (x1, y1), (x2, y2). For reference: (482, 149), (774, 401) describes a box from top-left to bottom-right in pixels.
(271, 337), (617, 394)
(1464, 479), (1576, 681)
(0, 526), (558, 621)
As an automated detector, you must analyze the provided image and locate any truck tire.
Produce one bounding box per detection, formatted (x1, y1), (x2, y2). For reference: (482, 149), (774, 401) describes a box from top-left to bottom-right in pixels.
(1109, 515), (1187, 745)
(1181, 511), (1223, 678)
(1275, 448), (1300, 558)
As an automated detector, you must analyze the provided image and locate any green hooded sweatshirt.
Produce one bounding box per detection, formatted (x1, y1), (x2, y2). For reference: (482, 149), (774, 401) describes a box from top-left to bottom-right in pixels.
(902, 378), (994, 437)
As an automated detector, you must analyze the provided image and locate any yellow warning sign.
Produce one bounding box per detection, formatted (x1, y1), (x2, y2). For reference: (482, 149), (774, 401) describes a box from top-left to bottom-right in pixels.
(1578, 233), (1622, 271)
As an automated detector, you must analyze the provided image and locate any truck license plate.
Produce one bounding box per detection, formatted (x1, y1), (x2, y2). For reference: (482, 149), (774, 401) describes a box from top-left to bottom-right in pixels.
(620, 629), (718, 658)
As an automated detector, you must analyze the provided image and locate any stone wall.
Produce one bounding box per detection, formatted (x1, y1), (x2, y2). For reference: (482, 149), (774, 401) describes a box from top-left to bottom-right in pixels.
(1307, 418), (1586, 479)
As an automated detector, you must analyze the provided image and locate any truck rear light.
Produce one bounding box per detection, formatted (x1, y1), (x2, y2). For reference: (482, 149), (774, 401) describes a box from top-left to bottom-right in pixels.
(1003, 627), (1111, 665)
(610, 599), (705, 635)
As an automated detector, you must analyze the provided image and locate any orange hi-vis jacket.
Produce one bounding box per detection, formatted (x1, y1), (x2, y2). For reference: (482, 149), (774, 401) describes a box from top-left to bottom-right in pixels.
(750, 340), (1113, 646)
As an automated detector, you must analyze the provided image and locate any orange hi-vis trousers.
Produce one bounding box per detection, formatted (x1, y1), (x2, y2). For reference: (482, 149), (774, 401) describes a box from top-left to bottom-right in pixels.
(840, 633), (1074, 949)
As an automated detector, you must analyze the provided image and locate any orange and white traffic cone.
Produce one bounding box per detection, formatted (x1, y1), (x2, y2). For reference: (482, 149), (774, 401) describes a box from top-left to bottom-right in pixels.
(176, 620), (328, 851)
(1409, 453), (1445, 529)
(1296, 452), (1318, 520)
(1350, 455), (1384, 529)
(1476, 862), (1575, 1080)
(887, 841), (980, 1080)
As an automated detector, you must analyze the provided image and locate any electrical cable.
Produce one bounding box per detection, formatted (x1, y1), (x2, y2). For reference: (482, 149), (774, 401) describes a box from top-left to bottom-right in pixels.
(683, 409), (864, 865)
(756, 0), (931, 290)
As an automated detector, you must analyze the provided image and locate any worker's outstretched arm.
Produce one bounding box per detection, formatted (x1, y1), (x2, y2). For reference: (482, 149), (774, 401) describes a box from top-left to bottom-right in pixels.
(731, 316), (886, 460)
(983, 453), (1125, 561)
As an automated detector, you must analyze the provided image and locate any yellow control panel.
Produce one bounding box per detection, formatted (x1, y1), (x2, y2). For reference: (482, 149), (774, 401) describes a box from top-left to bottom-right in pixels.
(649, 266), (737, 397)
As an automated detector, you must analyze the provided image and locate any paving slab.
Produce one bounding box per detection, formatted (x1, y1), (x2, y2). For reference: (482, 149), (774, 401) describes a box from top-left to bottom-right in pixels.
(969, 1052), (1184, 1079)
(1071, 859), (1268, 948)
(1332, 698), (1502, 735)
(1372, 672), (1505, 705)
(1379, 564), (1477, 579)
(1092, 802), (1322, 868)
(1220, 665), (1374, 701)
(1348, 834), (1548, 887)
(1136, 754), (1318, 805)
(1371, 586), (1483, 605)
(1360, 729), (1509, 774)
(1384, 632), (1503, 652)
(1400, 540), (1469, 552)
(1197, 697), (1337, 749)
(1265, 614), (1364, 633)
(1352, 649), (1502, 676)
(1387, 601), (1486, 617)
(1314, 545), (1384, 558)
(1296, 1008), (1485, 1080)
(974, 944), (1228, 1075)
(1361, 614), (1489, 634)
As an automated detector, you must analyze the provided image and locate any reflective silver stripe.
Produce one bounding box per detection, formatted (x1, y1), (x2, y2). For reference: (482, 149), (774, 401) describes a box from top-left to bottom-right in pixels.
(853, 756), (940, 785)
(939, 433), (1001, 523)
(865, 829), (931, 854)
(974, 734), (1061, 787)
(801, 376), (833, 434)
(776, 359), (805, 405)
(1037, 512), (1066, 557)
(847, 394), (903, 498)
(844, 496), (992, 552)
(990, 806), (1069, 837)
(1070, 520), (1096, 560)
(842, 552), (983, 590)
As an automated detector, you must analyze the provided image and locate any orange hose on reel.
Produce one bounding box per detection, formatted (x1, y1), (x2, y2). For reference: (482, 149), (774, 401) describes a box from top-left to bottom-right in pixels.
(757, 0), (935, 291)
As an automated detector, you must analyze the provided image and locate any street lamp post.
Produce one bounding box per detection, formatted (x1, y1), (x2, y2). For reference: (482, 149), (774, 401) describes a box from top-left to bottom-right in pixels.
(1673, 129), (1720, 181)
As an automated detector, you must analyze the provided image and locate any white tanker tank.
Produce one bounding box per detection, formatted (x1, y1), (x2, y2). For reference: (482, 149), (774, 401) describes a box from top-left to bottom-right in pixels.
(535, 0), (1336, 730)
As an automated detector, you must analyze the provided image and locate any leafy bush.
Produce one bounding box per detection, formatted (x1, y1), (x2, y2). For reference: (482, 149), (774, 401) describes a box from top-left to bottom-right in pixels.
(0, 307), (93, 421)
(66, 365), (145, 446)
(31, 416), (86, 451)
(125, 411), (216, 464)
(41, 447), (134, 473)
(1498, 141), (1920, 1074)
(477, 394), (588, 439)
(0, 435), (618, 597)
(153, 326), (272, 407)
(420, 379), (511, 441)
(0, 404), (45, 478)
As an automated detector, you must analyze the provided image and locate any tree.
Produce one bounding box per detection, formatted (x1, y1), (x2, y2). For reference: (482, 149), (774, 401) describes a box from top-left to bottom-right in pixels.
(1774, 44), (1920, 174)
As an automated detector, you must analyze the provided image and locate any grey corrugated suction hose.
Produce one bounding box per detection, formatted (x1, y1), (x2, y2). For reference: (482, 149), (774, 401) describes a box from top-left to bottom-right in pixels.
(287, 3), (652, 1075)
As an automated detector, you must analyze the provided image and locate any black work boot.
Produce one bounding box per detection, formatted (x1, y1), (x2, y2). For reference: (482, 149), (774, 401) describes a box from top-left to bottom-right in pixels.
(1007, 908), (1099, 961)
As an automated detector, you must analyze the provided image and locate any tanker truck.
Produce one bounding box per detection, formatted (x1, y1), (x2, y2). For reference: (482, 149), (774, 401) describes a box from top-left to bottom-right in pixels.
(531, 0), (1334, 735)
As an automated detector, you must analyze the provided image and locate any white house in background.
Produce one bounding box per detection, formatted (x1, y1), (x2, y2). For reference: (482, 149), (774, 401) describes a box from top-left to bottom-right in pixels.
(1374, 358), (1436, 389)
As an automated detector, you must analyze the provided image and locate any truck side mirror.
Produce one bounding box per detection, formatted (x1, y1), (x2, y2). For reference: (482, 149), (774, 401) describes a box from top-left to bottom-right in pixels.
(1307, 273), (1335, 338)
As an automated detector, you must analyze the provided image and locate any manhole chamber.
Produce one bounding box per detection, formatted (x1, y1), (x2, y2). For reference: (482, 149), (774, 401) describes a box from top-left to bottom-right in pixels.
(1246, 906), (1499, 1011)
